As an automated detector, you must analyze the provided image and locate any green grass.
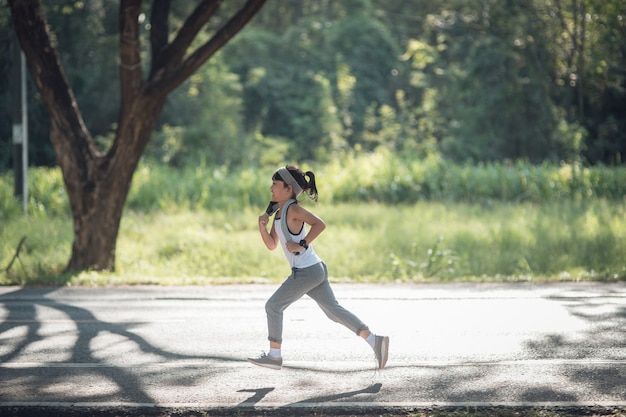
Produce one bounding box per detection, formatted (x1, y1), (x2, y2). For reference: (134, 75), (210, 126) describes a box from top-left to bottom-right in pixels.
(1, 155), (625, 286)
(1, 200), (624, 286)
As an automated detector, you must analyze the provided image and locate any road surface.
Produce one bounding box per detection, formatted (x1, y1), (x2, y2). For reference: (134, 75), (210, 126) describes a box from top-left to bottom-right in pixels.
(0, 282), (624, 414)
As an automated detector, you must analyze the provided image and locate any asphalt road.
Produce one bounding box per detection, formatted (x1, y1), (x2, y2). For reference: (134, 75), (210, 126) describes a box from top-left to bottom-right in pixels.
(0, 282), (625, 415)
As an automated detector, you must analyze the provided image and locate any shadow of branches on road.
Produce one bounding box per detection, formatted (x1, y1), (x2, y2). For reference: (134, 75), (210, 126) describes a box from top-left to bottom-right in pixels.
(419, 287), (626, 404)
(523, 297), (626, 400)
(0, 286), (234, 403)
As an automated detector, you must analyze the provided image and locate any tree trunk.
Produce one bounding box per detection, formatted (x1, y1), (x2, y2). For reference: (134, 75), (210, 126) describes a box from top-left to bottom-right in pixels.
(65, 172), (124, 271)
(61, 104), (166, 272)
(61, 93), (167, 272)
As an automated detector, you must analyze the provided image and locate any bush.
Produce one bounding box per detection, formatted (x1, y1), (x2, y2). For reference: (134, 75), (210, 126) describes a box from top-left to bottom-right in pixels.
(1, 154), (625, 220)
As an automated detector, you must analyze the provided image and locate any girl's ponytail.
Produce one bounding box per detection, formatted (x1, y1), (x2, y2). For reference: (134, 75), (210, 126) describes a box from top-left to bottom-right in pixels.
(304, 171), (319, 202)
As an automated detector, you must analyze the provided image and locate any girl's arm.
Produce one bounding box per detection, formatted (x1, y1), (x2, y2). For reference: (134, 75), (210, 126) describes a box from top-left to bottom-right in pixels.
(258, 212), (279, 250)
(285, 204), (326, 253)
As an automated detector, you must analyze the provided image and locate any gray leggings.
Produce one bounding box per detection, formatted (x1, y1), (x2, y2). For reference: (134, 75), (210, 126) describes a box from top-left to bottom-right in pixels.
(265, 262), (369, 344)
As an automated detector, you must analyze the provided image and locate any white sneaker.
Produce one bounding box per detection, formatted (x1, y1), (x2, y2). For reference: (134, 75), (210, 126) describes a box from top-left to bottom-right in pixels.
(373, 335), (389, 369)
(247, 352), (283, 370)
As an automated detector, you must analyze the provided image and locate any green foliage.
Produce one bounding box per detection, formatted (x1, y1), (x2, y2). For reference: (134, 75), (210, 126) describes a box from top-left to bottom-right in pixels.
(322, 151), (626, 204)
(0, 167), (68, 219)
(223, 25), (344, 162)
(2, 0), (625, 171)
(1, 155), (625, 285)
(126, 162), (271, 212)
(412, 1), (559, 163)
(2, 154), (624, 221)
(154, 54), (247, 166)
(328, 13), (403, 147)
(390, 235), (459, 281)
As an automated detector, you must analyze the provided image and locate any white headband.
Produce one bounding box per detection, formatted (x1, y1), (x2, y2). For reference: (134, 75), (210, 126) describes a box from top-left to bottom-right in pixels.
(278, 167), (303, 196)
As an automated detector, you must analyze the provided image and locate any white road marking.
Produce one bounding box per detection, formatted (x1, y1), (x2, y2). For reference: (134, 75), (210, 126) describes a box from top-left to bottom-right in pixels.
(1, 358), (624, 368)
(1, 319), (186, 323)
(1, 401), (625, 408)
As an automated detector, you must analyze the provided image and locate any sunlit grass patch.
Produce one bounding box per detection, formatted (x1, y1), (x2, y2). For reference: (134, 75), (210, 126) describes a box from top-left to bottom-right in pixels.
(1, 156), (625, 285)
(1, 200), (624, 286)
(0, 214), (70, 285)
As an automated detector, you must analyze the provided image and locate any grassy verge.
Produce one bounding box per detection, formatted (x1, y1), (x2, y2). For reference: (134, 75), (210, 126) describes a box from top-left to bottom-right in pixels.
(1, 156), (625, 286)
(1, 200), (624, 286)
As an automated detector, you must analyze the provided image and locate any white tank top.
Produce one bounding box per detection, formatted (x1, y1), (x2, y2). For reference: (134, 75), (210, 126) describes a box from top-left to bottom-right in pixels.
(275, 217), (322, 269)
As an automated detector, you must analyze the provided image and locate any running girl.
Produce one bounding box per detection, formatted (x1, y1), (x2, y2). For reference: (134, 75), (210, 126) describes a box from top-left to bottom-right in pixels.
(248, 165), (389, 370)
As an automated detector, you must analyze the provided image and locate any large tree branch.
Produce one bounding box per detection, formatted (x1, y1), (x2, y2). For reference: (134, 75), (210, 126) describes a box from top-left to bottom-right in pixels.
(150, 0), (221, 78)
(112, 0), (146, 169)
(145, 0), (266, 96)
(149, 0), (171, 75)
(119, 0), (143, 116)
(8, 0), (99, 175)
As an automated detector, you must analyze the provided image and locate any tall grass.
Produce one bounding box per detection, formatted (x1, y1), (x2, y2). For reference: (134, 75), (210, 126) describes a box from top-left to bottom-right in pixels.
(1, 154), (625, 216)
(322, 151), (626, 203)
(1, 153), (625, 285)
(1, 200), (623, 285)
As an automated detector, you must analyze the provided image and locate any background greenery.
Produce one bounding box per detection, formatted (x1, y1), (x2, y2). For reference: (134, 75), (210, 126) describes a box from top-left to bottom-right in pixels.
(1, 1), (624, 285)
(1, 154), (624, 285)
(0, 0), (625, 170)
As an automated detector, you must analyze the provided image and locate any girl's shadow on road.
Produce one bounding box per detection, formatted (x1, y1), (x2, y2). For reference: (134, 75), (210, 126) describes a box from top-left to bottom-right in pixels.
(237, 383), (382, 407)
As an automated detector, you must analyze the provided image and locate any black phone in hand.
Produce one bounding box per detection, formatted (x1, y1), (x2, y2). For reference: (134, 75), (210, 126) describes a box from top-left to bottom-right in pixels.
(265, 201), (279, 216)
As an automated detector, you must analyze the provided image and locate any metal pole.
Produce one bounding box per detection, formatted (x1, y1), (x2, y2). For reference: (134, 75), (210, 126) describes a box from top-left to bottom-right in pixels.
(11, 35), (23, 201)
(21, 50), (28, 213)
(11, 34), (28, 213)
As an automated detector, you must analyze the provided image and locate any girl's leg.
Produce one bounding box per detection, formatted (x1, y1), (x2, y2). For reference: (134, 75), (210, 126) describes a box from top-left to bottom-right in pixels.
(265, 266), (326, 346)
(249, 268), (324, 370)
(305, 263), (369, 336)
(251, 262), (389, 370)
(306, 263), (390, 369)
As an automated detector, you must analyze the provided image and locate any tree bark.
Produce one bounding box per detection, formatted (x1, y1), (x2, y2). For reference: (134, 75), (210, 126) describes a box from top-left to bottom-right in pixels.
(9, 0), (266, 273)
(63, 94), (167, 272)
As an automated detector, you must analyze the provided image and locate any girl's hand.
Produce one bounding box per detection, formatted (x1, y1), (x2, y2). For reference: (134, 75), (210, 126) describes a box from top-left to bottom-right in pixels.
(285, 241), (302, 253)
(258, 213), (269, 228)
(258, 212), (278, 250)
